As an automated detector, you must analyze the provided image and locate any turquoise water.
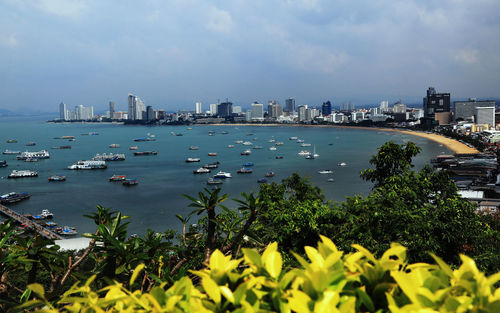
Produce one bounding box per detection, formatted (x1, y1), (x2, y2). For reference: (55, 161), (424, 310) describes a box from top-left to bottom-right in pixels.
(0, 118), (452, 234)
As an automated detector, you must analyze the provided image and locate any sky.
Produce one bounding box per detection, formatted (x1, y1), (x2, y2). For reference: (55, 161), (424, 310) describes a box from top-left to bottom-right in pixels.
(1, 0), (500, 113)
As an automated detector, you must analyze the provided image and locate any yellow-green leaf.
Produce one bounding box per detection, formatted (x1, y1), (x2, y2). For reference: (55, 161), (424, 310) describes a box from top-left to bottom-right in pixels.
(129, 263), (145, 286)
(265, 250), (282, 279)
(28, 283), (45, 298)
(202, 277), (221, 303)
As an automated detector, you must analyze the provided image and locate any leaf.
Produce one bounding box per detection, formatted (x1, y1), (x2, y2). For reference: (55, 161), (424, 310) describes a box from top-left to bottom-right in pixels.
(129, 264), (145, 286)
(265, 251), (282, 279)
(242, 248), (262, 267)
(202, 277), (221, 303)
(28, 283), (45, 298)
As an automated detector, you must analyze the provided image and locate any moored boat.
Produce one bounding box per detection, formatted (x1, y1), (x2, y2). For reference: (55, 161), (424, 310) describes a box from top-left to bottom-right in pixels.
(189, 146), (199, 150)
(338, 162), (347, 166)
(55, 226), (78, 236)
(241, 149), (252, 155)
(268, 147), (277, 151)
(237, 168), (253, 174)
(8, 170), (38, 178)
(289, 136), (298, 140)
(134, 151), (158, 156)
(0, 192), (30, 204)
(93, 153), (125, 161)
(298, 150), (310, 156)
(109, 175), (127, 181)
(214, 171), (232, 178)
(275, 155), (284, 159)
(265, 171), (275, 177)
(109, 144), (120, 148)
(24, 157), (38, 162)
(243, 162), (254, 167)
(301, 143), (312, 147)
(134, 138), (156, 142)
(186, 158), (201, 162)
(3, 150), (20, 155)
(257, 178), (268, 183)
(193, 167), (211, 174)
(0, 160), (8, 167)
(68, 160), (107, 170)
(318, 170), (333, 174)
(7, 139), (17, 143)
(26, 142), (36, 146)
(17, 150), (50, 160)
(207, 178), (223, 185)
(203, 163), (218, 169)
(208, 152), (217, 156)
(52, 146), (72, 149)
(227, 145), (235, 148)
(129, 146), (138, 150)
(48, 175), (66, 181)
(123, 178), (138, 186)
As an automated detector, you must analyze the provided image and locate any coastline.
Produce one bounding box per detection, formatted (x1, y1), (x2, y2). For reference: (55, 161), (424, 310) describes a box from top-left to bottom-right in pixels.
(208, 123), (479, 155)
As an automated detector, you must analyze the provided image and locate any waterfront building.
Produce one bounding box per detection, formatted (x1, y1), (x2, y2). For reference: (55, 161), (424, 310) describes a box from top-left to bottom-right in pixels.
(285, 98), (295, 113)
(353, 112), (365, 121)
(380, 100), (389, 113)
(393, 101), (406, 113)
(340, 102), (355, 112)
(195, 102), (202, 114)
(321, 101), (332, 116)
(268, 102), (283, 118)
(475, 106), (495, 128)
(250, 102), (264, 121)
(128, 94), (146, 120)
(370, 107), (381, 115)
(454, 99), (496, 122)
(233, 106), (242, 114)
(109, 101), (116, 118)
(146, 106), (155, 121)
(217, 101), (233, 118)
(423, 87), (450, 118)
(209, 103), (218, 116)
(298, 105), (307, 122)
(74, 105), (94, 120)
(112, 111), (128, 120)
(59, 102), (68, 120)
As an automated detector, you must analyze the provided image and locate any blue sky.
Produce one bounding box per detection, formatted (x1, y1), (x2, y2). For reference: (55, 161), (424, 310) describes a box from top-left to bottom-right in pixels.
(1, 0), (499, 112)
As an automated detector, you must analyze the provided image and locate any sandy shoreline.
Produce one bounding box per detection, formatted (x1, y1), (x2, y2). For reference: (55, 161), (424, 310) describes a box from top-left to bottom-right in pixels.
(208, 123), (479, 154)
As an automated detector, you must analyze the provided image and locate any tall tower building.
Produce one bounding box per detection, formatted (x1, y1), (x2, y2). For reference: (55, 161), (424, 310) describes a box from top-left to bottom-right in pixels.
(423, 87), (450, 118)
(379, 100), (389, 113)
(195, 102), (202, 114)
(298, 105), (307, 122)
(285, 98), (295, 113)
(217, 101), (232, 118)
(109, 101), (116, 118)
(250, 102), (264, 120)
(128, 94), (146, 120)
(209, 103), (218, 115)
(321, 101), (332, 116)
(59, 102), (68, 120)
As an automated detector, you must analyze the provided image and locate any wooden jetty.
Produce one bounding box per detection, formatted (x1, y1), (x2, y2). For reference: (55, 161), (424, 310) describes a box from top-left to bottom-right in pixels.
(0, 204), (63, 240)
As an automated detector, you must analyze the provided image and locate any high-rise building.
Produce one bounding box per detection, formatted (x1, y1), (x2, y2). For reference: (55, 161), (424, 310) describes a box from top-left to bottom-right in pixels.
(217, 101), (232, 118)
(393, 101), (406, 113)
(298, 105), (307, 122)
(475, 106), (495, 128)
(379, 100), (389, 113)
(423, 87), (450, 118)
(321, 101), (332, 116)
(195, 102), (202, 114)
(268, 102), (283, 118)
(146, 106), (155, 121)
(74, 105), (93, 120)
(209, 103), (218, 116)
(454, 99), (496, 122)
(128, 94), (146, 120)
(59, 102), (68, 120)
(340, 102), (355, 112)
(285, 98), (295, 113)
(232, 106), (242, 114)
(109, 101), (116, 118)
(250, 102), (264, 120)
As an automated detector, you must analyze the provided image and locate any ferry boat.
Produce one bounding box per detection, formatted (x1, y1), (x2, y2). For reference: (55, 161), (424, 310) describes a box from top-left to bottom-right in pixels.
(129, 146), (138, 150)
(109, 175), (127, 181)
(109, 144), (120, 148)
(68, 160), (107, 170)
(243, 162), (254, 167)
(214, 171), (232, 178)
(123, 178), (138, 186)
(208, 152), (217, 156)
(0, 192), (30, 204)
(241, 149), (252, 155)
(8, 170), (38, 178)
(3, 150), (20, 155)
(189, 146), (199, 150)
(0, 160), (7, 167)
(318, 170), (333, 174)
(207, 178), (223, 185)
(17, 150), (50, 160)
(55, 226), (78, 236)
(26, 142), (36, 146)
(7, 139), (17, 143)
(265, 171), (275, 177)
(186, 158), (201, 162)
(48, 175), (66, 181)
(93, 153), (125, 161)
(193, 167), (211, 174)
(237, 168), (253, 174)
(134, 151), (158, 156)
(257, 178), (268, 183)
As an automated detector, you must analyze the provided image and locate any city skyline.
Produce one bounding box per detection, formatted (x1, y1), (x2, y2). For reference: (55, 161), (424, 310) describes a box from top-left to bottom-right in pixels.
(1, 1), (500, 112)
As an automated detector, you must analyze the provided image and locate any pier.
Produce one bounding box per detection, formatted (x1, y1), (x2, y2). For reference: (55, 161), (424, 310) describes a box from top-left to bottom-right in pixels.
(0, 204), (63, 240)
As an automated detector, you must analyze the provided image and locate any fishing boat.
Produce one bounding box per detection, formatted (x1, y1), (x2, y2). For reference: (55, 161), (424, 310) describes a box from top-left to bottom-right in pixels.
(134, 151), (158, 156)
(129, 146), (138, 150)
(214, 171), (232, 178)
(48, 175), (66, 181)
(109, 144), (120, 148)
(193, 167), (211, 174)
(189, 146), (199, 150)
(123, 178), (138, 186)
(55, 226), (78, 236)
(68, 160), (107, 170)
(240, 150), (252, 155)
(0, 160), (7, 167)
(17, 150), (50, 160)
(93, 153), (125, 161)
(208, 152), (217, 156)
(257, 178), (268, 183)
(237, 168), (253, 174)
(0, 192), (30, 204)
(318, 170), (333, 174)
(3, 150), (20, 155)
(207, 178), (223, 185)
(265, 171), (275, 177)
(109, 175), (127, 181)
(186, 158), (201, 162)
(8, 170), (38, 178)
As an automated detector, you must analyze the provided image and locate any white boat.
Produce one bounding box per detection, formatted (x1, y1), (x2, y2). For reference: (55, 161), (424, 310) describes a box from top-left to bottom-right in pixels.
(269, 147), (277, 151)
(289, 137), (298, 140)
(189, 146), (199, 150)
(93, 153), (125, 161)
(327, 178), (335, 182)
(298, 150), (310, 156)
(193, 167), (211, 174)
(241, 149), (252, 155)
(301, 143), (312, 147)
(242, 141), (253, 146)
(235, 140), (243, 144)
(318, 170), (333, 174)
(186, 158), (201, 162)
(338, 162), (347, 166)
(41, 209), (54, 218)
(17, 150), (50, 160)
(227, 145), (235, 148)
(268, 139), (276, 143)
(296, 139), (305, 143)
(214, 171), (232, 178)
(8, 170), (38, 178)
(3, 150), (20, 155)
(68, 160), (107, 170)
(207, 178), (223, 185)
(109, 144), (120, 148)
(275, 142), (284, 146)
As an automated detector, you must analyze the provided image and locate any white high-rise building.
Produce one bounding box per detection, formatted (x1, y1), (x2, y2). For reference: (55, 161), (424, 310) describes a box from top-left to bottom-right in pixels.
(298, 105), (307, 122)
(195, 102), (202, 114)
(380, 100), (389, 113)
(59, 102), (68, 120)
(209, 103), (218, 115)
(250, 102), (264, 120)
(233, 106), (242, 114)
(128, 94), (146, 120)
(74, 105), (94, 120)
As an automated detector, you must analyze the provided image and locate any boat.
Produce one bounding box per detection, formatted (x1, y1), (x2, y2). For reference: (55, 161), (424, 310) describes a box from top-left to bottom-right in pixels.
(275, 156), (284, 159)
(69, 138), (76, 142)
(48, 175), (66, 181)
(109, 175), (127, 181)
(221, 131), (229, 134)
(3, 150), (20, 155)
(289, 137), (298, 140)
(301, 143), (312, 147)
(275, 142), (284, 146)
(0, 192), (30, 204)
(0, 160), (7, 167)
(318, 170), (333, 174)
(8, 170), (38, 178)
(243, 162), (254, 167)
(26, 142), (36, 146)
(24, 157), (38, 162)
(123, 179), (138, 186)
(17, 150), (50, 160)
(237, 168), (253, 174)
(257, 178), (268, 183)
(7, 139), (17, 143)
(235, 140), (243, 144)
(109, 144), (120, 148)
(134, 138), (156, 142)
(189, 146), (199, 150)
(203, 163), (218, 169)
(93, 153), (125, 161)
(207, 178), (223, 185)
(41, 209), (54, 219)
(68, 160), (107, 170)
(296, 139), (305, 143)
(268, 139), (275, 143)
(52, 146), (72, 149)
(253, 146), (263, 149)
(61, 136), (75, 140)
(129, 146), (138, 150)
(305, 154), (315, 159)
(55, 226), (78, 236)
(186, 158), (201, 162)
(187, 127), (193, 130)
(269, 147), (277, 151)
(241, 150), (252, 155)
(327, 178), (335, 182)
(44, 221), (57, 228)
(265, 171), (275, 177)
(338, 162), (347, 166)
(227, 145), (235, 148)
(134, 151), (158, 156)
(298, 150), (310, 156)
(242, 141), (253, 146)
(214, 171), (232, 178)
(176, 133), (183, 136)
(208, 152), (217, 156)
(193, 167), (211, 174)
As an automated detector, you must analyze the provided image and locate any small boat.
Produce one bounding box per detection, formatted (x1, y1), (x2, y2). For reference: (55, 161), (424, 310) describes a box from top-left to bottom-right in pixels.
(123, 178), (138, 186)
(318, 170), (333, 174)
(237, 168), (253, 174)
(296, 139), (305, 143)
(275, 156), (284, 159)
(8, 170), (38, 178)
(269, 147), (277, 151)
(176, 133), (183, 136)
(338, 162), (347, 166)
(109, 144), (120, 148)
(186, 158), (201, 162)
(247, 133), (254, 136)
(0, 160), (7, 167)
(68, 160), (107, 170)
(207, 178), (223, 185)
(221, 131), (229, 134)
(52, 146), (72, 149)
(69, 139), (76, 142)
(109, 175), (127, 181)
(26, 142), (36, 146)
(93, 153), (125, 161)
(134, 151), (158, 156)
(253, 146), (263, 149)
(298, 150), (310, 156)
(268, 139), (276, 143)
(194, 167), (211, 174)
(327, 178), (335, 182)
(55, 226), (78, 236)
(187, 127), (193, 130)
(301, 143), (312, 147)
(257, 178), (268, 183)
(3, 150), (20, 155)
(289, 137), (298, 140)
(48, 175), (66, 182)
(41, 209), (54, 219)
(61, 136), (75, 140)
(134, 138), (156, 142)
(203, 163), (219, 169)
(208, 152), (217, 156)
(129, 146), (138, 150)
(214, 171), (231, 178)
(275, 142), (284, 146)
(243, 162), (254, 167)
(227, 145), (235, 148)
(7, 139), (17, 143)
(189, 146), (199, 150)
(305, 154), (315, 160)
(241, 150), (252, 155)
(242, 141), (253, 146)
(45, 221), (57, 228)
(265, 171), (275, 177)
(0, 192), (30, 204)
(24, 157), (38, 162)
(235, 140), (243, 144)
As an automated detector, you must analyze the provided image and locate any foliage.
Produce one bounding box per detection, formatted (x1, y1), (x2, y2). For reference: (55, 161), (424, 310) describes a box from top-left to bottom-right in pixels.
(18, 237), (500, 312)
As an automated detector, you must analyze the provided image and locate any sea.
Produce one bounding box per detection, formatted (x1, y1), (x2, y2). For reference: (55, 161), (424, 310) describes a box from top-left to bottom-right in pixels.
(0, 117), (452, 235)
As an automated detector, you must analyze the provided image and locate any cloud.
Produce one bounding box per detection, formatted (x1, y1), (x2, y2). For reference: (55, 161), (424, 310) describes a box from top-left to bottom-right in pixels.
(205, 6), (233, 33)
(282, 43), (349, 73)
(35, 0), (89, 18)
(454, 50), (480, 65)
(0, 33), (19, 48)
